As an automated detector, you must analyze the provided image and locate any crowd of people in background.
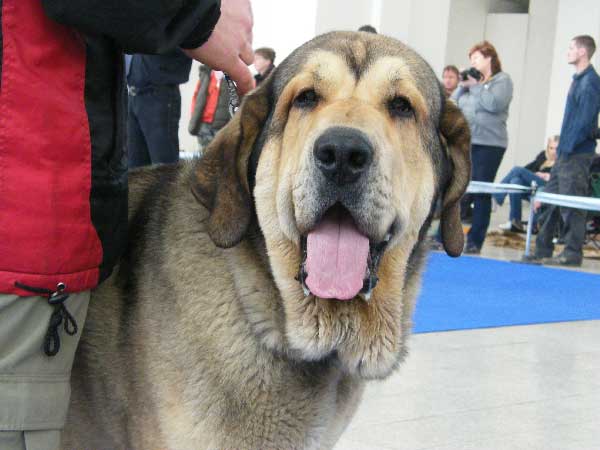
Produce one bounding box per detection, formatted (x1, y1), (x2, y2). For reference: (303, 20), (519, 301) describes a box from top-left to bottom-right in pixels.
(122, 26), (600, 266)
(437, 35), (600, 266)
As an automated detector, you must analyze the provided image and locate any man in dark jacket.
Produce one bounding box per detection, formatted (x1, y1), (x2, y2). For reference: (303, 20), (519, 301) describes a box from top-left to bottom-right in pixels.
(528, 35), (600, 267)
(0, 0), (253, 448)
(126, 50), (193, 167)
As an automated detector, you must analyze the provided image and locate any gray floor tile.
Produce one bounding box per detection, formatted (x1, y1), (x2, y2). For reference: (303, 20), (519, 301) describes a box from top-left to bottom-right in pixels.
(334, 322), (600, 450)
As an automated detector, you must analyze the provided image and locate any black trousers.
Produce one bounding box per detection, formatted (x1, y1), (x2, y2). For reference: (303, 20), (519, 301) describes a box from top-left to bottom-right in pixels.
(466, 144), (506, 249)
(535, 153), (594, 262)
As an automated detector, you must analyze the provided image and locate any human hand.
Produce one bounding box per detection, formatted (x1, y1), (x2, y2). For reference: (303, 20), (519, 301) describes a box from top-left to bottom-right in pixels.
(535, 172), (550, 181)
(533, 200), (542, 212)
(184, 0), (255, 96)
(460, 75), (479, 88)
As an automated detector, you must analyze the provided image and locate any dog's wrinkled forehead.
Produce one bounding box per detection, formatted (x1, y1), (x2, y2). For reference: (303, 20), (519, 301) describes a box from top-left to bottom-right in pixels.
(272, 31), (444, 120)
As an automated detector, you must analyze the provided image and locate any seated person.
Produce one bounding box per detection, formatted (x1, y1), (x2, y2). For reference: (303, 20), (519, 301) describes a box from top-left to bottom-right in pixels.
(494, 135), (559, 232)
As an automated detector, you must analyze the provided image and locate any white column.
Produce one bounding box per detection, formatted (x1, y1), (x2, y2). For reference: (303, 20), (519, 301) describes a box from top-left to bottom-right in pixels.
(406, 0), (452, 76)
(513, 0), (560, 166)
(444, 0), (491, 71)
(378, 0), (412, 43)
(485, 13), (529, 180)
(545, 0), (600, 139)
(315, 0), (373, 35)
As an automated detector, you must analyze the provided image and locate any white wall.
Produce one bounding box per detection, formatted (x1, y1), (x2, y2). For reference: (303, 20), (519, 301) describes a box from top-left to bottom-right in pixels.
(513, 0), (559, 166)
(378, 0), (412, 43)
(315, 0), (373, 34)
(406, 0), (452, 76)
(445, 0), (490, 72)
(545, 0), (600, 140)
(485, 14), (529, 180)
(254, 0), (318, 64)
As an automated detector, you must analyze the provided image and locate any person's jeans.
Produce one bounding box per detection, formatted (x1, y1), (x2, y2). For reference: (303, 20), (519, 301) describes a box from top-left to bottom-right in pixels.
(467, 144), (506, 249)
(535, 153), (595, 262)
(127, 85), (181, 168)
(493, 166), (547, 223)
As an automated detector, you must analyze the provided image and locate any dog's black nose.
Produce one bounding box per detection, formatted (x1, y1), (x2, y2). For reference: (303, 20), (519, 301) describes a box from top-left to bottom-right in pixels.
(313, 127), (373, 185)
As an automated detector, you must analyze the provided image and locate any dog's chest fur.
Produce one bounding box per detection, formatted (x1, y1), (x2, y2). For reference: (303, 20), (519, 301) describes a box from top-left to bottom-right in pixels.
(64, 172), (364, 449)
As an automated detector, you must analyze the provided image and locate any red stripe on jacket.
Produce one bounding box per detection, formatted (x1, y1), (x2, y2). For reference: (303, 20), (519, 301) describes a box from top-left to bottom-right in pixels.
(201, 72), (221, 123)
(0, 0), (102, 295)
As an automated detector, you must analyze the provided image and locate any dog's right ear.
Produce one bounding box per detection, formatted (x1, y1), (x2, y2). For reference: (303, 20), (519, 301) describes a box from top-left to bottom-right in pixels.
(192, 77), (272, 248)
(439, 100), (471, 257)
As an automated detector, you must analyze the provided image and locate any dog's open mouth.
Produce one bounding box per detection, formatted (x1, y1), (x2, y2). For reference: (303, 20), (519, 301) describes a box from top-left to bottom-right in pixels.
(296, 204), (391, 301)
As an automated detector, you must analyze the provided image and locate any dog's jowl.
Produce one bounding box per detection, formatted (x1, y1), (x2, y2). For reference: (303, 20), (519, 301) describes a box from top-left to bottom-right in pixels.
(63, 31), (471, 450)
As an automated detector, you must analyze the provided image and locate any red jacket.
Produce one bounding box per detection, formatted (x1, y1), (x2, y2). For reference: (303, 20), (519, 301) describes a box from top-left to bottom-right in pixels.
(0, 0), (220, 296)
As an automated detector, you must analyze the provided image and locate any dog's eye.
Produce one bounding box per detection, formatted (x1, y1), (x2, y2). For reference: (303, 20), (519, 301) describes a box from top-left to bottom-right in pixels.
(388, 96), (413, 118)
(294, 89), (319, 108)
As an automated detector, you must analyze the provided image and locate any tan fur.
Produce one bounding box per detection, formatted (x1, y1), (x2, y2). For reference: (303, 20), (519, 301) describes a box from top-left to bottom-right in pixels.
(62, 32), (470, 450)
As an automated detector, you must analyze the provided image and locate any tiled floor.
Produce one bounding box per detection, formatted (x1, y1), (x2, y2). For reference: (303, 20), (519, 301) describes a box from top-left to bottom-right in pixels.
(335, 204), (600, 450)
(335, 322), (600, 450)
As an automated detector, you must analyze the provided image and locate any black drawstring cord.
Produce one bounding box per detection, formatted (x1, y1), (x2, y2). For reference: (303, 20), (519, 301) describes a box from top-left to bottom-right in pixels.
(14, 281), (78, 357)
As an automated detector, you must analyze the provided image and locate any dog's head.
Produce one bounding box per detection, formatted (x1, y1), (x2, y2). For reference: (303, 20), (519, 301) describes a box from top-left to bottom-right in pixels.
(193, 32), (470, 378)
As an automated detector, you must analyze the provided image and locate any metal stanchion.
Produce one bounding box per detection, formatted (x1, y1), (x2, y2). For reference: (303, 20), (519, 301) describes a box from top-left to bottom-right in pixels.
(523, 181), (538, 258)
(466, 180), (600, 264)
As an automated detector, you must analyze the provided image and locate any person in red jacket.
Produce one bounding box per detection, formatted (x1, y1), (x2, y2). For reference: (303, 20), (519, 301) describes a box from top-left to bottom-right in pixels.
(0, 0), (254, 448)
(188, 65), (232, 151)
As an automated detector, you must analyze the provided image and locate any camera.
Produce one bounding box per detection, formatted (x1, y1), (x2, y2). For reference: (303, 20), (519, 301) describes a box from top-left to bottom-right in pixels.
(460, 67), (482, 81)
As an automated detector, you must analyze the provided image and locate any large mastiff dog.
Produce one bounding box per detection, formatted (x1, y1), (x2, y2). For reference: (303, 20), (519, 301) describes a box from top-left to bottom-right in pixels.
(64, 31), (470, 449)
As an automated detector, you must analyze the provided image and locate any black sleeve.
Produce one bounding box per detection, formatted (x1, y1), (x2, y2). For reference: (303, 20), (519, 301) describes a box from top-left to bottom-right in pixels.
(42, 0), (221, 54)
(524, 151), (546, 172)
(593, 128), (600, 139)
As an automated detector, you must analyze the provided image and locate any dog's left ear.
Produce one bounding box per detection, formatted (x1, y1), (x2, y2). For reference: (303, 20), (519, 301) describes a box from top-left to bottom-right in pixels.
(439, 100), (471, 257)
(192, 78), (272, 248)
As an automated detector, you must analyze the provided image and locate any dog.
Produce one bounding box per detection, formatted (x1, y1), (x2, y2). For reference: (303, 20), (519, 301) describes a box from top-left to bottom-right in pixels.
(62, 31), (471, 449)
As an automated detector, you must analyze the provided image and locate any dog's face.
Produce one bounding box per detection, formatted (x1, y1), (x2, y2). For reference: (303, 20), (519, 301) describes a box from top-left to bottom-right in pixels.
(193, 32), (470, 379)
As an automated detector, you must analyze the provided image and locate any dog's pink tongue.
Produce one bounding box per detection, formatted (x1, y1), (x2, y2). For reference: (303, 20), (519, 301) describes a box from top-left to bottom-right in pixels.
(305, 211), (369, 300)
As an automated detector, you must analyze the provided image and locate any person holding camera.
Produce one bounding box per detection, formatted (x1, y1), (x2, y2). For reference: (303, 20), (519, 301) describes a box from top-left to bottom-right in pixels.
(451, 41), (514, 254)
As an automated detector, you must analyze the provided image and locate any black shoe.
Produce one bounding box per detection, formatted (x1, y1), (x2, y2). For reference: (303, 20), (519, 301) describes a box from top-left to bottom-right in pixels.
(520, 254), (543, 264)
(542, 255), (582, 267)
(463, 244), (481, 255)
(512, 222), (526, 234)
(498, 220), (526, 234)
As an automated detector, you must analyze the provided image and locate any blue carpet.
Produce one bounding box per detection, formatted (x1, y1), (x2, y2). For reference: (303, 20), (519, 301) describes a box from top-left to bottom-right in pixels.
(412, 253), (600, 333)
